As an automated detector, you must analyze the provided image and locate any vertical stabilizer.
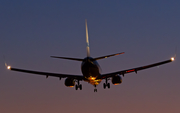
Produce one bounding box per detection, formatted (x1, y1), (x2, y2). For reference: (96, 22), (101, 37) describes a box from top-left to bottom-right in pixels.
(85, 19), (90, 57)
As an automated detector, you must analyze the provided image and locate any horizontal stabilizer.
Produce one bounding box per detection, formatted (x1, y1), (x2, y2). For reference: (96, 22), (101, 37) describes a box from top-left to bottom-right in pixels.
(94, 52), (125, 60)
(51, 56), (84, 61)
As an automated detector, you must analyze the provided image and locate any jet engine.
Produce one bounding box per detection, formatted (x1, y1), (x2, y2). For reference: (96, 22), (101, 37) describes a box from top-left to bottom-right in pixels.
(64, 78), (75, 87)
(111, 75), (122, 85)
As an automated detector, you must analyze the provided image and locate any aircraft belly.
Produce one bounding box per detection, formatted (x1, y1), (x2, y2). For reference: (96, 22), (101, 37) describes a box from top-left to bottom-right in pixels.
(81, 63), (100, 79)
(88, 79), (102, 86)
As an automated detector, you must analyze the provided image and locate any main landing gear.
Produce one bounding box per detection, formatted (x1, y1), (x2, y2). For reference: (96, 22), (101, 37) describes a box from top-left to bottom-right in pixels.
(75, 80), (82, 90)
(103, 78), (110, 89)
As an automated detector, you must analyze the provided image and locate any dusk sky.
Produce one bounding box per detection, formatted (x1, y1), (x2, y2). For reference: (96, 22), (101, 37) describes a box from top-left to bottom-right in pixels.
(0, 1), (180, 113)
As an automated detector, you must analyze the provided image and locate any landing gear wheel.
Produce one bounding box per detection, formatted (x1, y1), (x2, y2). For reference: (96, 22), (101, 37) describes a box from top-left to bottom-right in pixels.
(107, 83), (110, 89)
(94, 89), (97, 92)
(75, 85), (78, 90)
(103, 78), (110, 89)
(79, 84), (82, 90)
(75, 80), (82, 91)
(103, 83), (106, 89)
(94, 85), (97, 92)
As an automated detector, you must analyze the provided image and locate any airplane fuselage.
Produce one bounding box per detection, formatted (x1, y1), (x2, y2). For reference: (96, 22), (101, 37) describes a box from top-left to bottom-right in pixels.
(81, 57), (102, 85)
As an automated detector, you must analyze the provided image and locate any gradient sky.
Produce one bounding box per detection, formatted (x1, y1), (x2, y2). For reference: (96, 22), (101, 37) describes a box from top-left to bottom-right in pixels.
(0, 1), (180, 113)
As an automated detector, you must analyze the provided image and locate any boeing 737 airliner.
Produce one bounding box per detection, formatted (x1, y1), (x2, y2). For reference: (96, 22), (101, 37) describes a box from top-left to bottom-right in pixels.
(6, 20), (175, 92)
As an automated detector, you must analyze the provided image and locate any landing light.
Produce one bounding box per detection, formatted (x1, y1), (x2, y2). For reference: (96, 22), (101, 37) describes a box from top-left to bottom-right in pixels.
(171, 57), (175, 61)
(89, 77), (96, 80)
(7, 66), (11, 70)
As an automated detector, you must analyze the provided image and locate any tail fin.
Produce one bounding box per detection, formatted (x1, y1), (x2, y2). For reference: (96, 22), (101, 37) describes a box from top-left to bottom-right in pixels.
(3, 55), (10, 69)
(85, 19), (90, 57)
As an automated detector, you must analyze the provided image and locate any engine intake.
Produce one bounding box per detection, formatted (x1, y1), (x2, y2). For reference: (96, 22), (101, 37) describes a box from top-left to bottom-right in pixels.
(65, 78), (75, 87)
(112, 75), (122, 85)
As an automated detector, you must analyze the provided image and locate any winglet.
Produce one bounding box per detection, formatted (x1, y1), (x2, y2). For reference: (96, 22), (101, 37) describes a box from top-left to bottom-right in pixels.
(171, 47), (177, 61)
(174, 46), (177, 59)
(3, 56), (11, 70)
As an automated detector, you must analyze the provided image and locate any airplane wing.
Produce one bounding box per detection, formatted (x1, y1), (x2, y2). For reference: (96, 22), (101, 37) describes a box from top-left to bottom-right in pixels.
(99, 57), (175, 79)
(7, 66), (85, 80)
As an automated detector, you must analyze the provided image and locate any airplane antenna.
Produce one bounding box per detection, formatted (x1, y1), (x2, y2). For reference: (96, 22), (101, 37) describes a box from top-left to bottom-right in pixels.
(85, 19), (90, 57)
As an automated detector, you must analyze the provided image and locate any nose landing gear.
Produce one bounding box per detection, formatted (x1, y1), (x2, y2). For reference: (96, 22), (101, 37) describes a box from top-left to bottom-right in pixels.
(94, 85), (97, 92)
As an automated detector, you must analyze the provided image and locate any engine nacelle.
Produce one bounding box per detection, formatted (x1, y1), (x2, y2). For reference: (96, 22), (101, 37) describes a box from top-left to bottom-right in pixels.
(64, 78), (75, 87)
(111, 75), (122, 85)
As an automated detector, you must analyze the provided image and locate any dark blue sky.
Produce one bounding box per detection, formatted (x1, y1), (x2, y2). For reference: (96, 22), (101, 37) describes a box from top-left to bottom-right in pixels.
(0, 1), (180, 113)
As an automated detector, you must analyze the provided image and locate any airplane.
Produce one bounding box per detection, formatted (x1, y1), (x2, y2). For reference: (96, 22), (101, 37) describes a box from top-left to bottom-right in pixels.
(6, 20), (175, 92)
